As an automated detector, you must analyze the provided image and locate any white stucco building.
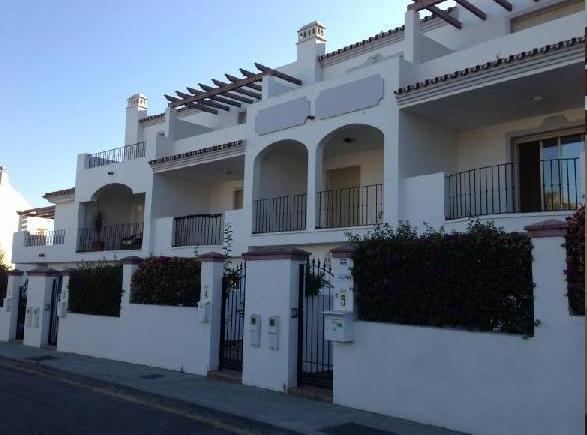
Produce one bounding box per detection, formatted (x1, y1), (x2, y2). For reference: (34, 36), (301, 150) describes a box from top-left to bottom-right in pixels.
(4, 2), (585, 434)
(0, 167), (51, 266)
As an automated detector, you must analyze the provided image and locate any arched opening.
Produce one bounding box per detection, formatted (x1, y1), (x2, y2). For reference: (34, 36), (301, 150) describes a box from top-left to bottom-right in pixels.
(315, 124), (384, 229)
(253, 140), (308, 233)
(77, 183), (145, 252)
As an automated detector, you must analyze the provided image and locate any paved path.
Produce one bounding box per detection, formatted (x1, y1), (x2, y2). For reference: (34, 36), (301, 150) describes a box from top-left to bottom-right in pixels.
(0, 342), (468, 435)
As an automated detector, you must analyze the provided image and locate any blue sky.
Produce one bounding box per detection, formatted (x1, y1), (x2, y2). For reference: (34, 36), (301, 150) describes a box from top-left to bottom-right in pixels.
(0, 0), (419, 206)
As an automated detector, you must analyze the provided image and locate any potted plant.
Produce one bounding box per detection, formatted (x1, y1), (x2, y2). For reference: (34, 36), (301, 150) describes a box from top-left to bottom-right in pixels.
(92, 210), (105, 251)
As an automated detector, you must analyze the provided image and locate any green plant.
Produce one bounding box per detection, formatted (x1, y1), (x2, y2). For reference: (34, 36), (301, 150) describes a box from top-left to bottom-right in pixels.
(348, 220), (534, 335)
(0, 249), (9, 307)
(566, 206), (584, 316)
(306, 270), (326, 297)
(131, 256), (201, 306)
(68, 262), (123, 316)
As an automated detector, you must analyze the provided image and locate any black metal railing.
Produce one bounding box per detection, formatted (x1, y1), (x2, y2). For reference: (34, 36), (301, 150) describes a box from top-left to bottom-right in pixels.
(86, 142), (146, 168)
(446, 158), (582, 220)
(76, 222), (144, 252)
(173, 214), (223, 247)
(24, 230), (65, 247)
(316, 184), (383, 229)
(253, 193), (307, 233)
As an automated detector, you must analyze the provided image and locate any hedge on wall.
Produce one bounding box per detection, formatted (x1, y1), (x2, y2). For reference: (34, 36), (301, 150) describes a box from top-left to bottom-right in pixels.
(68, 263), (123, 317)
(130, 257), (201, 306)
(566, 206), (585, 316)
(350, 221), (534, 336)
(0, 266), (8, 307)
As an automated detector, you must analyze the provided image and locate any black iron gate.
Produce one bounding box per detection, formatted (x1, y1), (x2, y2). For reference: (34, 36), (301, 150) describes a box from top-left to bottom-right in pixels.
(297, 258), (334, 389)
(219, 263), (246, 371)
(48, 276), (63, 346)
(15, 279), (28, 341)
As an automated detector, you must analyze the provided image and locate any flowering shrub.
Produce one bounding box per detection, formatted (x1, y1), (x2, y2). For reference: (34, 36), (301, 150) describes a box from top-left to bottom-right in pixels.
(68, 263), (123, 317)
(131, 257), (201, 306)
(566, 206), (584, 315)
(349, 221), (534, 335)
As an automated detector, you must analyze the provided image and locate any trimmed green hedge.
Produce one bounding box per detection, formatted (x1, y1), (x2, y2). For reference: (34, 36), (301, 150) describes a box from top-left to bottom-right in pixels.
(350, 222), (534, 335)
(0, 265), (8, 307)
(130, 257), (201, 306)
(566, 206), (584, 316)
(68, 263), (123, 317)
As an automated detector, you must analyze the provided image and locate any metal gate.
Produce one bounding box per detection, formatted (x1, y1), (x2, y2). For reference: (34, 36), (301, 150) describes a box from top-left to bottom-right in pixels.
(297, 258), (334, 388)
(48, 276), (63, 346)
(15, 280), (28, 341)
(219, 263), (246, 371)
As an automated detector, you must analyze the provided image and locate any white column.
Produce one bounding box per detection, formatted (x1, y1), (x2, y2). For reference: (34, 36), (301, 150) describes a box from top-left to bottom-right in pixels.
(306, 145), (317, 231)
(404, 9), (421, 64)
(120, 256), (143, 312)
(242, 248), (309, 392)
(23, 269), (60, 347)
(198, 252), (225, 374)
(0, 270), (25, 341)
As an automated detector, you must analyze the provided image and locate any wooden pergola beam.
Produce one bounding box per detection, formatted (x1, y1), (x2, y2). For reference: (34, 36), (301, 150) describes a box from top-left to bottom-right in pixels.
(455, 0), (486, 20)
(165, 94), (218, 114)
(168, 74), (263, 108)
(408, 0), (445, 11)
(198, 84), (242, 107)
(427, 5), (462, 28)
(492, 0), (513, 11)
(226, 74), (262, 92)
(255, 63), (303, 86)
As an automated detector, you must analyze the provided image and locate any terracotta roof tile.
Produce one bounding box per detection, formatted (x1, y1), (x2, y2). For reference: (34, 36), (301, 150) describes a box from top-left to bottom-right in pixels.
(43, 187), (75, 199)
(148, 140), (243, 166)
(395, 36), (585, 96)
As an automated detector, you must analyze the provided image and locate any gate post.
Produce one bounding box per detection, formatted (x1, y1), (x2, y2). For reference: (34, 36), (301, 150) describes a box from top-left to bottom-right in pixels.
(0, 270), (25, 342)
(330, 244), (356, 314)
(23, 268), (60, 347)
(199, 252), (225, 374)
(241, 247), (309, 392)
(120, 256), (143, 313)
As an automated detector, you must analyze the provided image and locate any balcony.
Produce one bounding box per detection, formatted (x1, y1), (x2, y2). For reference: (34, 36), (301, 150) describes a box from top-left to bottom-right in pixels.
(253, 193), (307, 234)
(76, 222), (144, 253)
(172, 214), (223, 247)
(86, 142), (146, 169)
(445, 158), (583, 220)
(316, 184), (383, 229)
(24, 230), (65, 247)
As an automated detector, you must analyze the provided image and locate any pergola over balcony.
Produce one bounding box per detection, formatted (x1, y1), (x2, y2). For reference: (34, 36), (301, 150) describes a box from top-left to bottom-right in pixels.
(164, 64), (302, 114)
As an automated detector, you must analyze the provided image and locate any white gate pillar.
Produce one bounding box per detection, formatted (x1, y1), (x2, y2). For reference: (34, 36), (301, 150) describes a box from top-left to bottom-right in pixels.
(0, 270), (25, 341)
(198, 252), (225, 374)
(241, 247), (309, 392)
(23, 268), (60, 347)
(330, 244), (356, 314)
(120, 256), (143, 313)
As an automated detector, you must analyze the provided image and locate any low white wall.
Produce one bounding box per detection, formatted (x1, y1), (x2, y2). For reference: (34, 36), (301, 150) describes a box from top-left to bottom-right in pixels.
(333, 235), (584, 435)
(58, 313), (121, 361)
(400, 172), (445, 228)
(58, 304), (211, 375)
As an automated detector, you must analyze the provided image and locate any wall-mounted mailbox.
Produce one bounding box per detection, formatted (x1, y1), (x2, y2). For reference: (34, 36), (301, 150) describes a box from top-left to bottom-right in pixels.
(268, 316), (279, 351)
(324, 310), (354, 342)
(57, 297), (68, 318)
(25, 307), (32, 328)
(250, 314), (261, 347)
(4, 298), (10, 313)
(33, 307), (40, 329)
(197, 299), (210, 323)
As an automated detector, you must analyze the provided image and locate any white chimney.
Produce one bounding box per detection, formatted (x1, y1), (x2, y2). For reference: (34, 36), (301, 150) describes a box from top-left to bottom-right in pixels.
(296, 21), (326, 83)
(125, 93), (148, 146)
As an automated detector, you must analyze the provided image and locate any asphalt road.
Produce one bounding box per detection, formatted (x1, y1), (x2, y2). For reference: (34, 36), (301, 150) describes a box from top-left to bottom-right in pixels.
(0, 365), (248, 435)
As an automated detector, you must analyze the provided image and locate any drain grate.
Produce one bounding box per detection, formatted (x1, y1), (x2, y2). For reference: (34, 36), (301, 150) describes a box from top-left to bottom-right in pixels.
(140, 373), (164, 380)
(26, 355), (57, 362)
(320, 423), (396, 435)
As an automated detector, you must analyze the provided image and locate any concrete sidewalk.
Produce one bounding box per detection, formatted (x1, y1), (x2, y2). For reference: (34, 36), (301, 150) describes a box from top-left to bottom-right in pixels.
(0, 342), (467, 435)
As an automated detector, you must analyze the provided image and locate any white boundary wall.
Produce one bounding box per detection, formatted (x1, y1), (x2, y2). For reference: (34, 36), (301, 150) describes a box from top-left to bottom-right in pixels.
(332, 228), (584, 435)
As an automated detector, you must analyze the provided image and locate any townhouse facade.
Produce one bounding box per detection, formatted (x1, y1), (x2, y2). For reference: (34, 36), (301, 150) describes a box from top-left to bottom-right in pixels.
(4, 1), (585, 434)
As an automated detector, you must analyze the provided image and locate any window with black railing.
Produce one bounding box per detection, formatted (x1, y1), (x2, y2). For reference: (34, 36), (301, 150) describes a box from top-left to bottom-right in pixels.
(76, 222), (144, 252)
(253, 193), (307, 233)
(316, 184), (383, 229)
(24, 230), (65, 247)
(445, 158), (582, 220)
(173, 214), (224, 247)
(86, 142), (146, 169)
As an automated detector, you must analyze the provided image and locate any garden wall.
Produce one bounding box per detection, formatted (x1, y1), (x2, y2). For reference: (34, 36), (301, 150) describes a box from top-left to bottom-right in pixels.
(333, 233), (584, 435)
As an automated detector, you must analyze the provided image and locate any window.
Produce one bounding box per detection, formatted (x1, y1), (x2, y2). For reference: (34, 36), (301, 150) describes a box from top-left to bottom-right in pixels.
(516, 129), (584, 212)
(233, 189), (243, 210)
(511, 0), (583, 32)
